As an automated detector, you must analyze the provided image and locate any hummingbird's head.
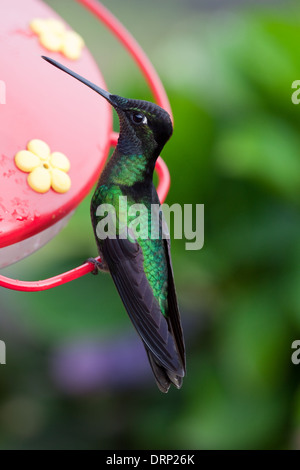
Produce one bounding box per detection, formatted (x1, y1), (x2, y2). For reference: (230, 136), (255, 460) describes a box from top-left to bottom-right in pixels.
(42, 56), (173, 157)
(108, 96), (173, 156)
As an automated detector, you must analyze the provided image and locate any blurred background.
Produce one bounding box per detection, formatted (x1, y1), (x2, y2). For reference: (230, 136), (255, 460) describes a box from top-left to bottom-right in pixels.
(1, 0), (300, 449)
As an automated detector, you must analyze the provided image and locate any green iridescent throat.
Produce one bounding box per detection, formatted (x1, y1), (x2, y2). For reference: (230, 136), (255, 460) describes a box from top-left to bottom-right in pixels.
(108, 154), (147, 186)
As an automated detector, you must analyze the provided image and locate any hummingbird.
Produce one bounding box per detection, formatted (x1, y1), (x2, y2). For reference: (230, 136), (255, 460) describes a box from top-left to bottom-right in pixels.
(42, 56), (186, 392)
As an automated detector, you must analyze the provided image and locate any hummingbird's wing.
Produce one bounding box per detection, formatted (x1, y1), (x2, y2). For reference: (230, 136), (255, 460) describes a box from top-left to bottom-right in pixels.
(143, 237), (186, 392)
(101, 235), (185, 382)
(164, 236), (186, 369)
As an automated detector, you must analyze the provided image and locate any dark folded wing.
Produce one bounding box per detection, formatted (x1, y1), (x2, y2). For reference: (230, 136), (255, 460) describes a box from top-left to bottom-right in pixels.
(164, 238), (186, 371)
(102, 235), (184, 375)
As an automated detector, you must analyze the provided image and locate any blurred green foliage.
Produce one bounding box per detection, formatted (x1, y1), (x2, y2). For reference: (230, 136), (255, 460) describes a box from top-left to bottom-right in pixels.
(1, 0), (300, 449)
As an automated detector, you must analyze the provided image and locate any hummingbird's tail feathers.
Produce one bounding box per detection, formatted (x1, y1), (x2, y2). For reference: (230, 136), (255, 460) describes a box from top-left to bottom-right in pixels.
(166, 370), (184, 389)
(145, 348), (184, 393)
(146, 349), (171, 393)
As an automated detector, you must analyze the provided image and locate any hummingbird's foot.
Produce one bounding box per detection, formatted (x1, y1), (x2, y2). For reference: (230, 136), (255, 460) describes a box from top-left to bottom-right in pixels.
(86, 257), (107, 275)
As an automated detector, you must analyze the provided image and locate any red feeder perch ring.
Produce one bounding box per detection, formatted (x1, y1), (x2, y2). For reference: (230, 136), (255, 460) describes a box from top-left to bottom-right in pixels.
(0, 0), (172, 292)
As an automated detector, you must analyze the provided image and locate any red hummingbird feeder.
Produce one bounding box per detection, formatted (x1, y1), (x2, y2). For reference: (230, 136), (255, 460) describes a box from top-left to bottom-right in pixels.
(0, 0), (172, 292)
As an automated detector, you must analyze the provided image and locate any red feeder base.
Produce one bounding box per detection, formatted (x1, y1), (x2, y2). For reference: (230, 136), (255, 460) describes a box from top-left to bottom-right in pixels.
(0, 0), (112, 268)
(0, 0), (172, 290)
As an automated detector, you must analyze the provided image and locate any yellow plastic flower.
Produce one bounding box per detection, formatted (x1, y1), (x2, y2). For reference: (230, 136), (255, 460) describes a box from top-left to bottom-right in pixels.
(15, 139), (71, 194)
(30, 18), (85, 60)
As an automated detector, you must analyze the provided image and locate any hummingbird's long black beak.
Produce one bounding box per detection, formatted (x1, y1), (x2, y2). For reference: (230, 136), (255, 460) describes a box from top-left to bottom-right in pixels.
(42, 56), (113, 104)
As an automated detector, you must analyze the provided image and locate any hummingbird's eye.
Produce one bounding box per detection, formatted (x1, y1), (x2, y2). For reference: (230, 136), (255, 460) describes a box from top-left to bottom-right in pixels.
(131, 112), (147, 125)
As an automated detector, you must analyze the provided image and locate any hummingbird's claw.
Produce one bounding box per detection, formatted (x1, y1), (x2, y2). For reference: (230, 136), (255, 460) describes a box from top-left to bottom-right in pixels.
(86, 257), (106, 275)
